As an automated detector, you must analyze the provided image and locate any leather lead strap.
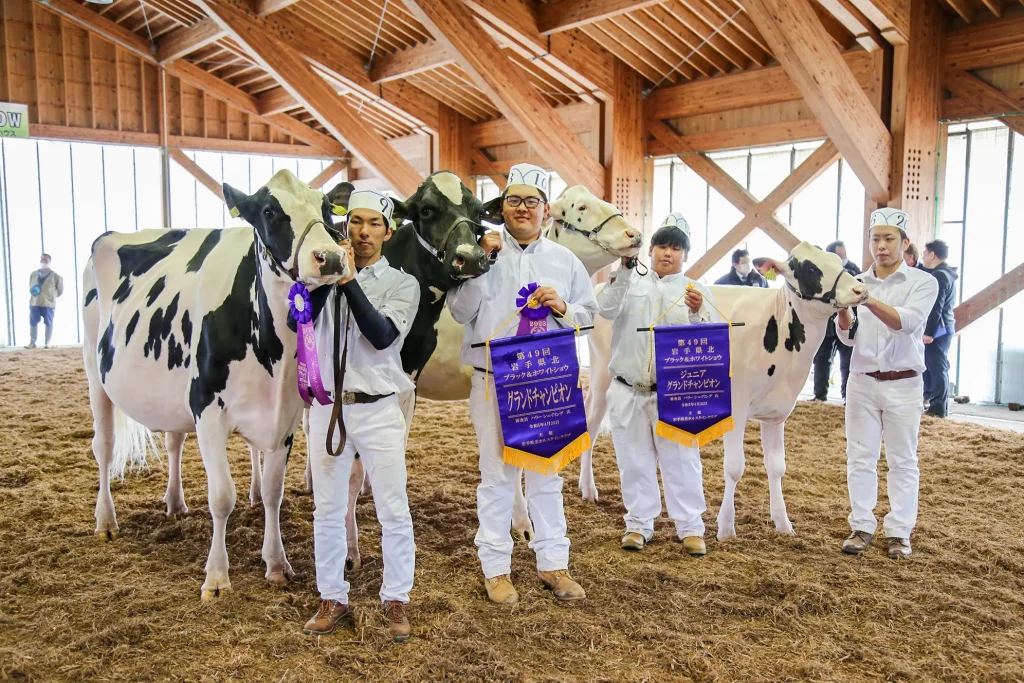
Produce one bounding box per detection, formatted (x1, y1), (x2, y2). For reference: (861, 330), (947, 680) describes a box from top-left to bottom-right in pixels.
(325, 288), (350, 456)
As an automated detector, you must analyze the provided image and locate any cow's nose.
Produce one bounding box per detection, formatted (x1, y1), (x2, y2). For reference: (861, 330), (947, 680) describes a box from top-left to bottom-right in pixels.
(315, 250), (345, 276)
(313, 251), (328, 266)
(625, 228), (642, 246)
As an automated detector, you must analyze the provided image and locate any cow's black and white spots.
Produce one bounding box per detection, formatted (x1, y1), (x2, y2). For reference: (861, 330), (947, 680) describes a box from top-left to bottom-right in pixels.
(81, 169), (349, 600)
(784, 310), (806, 353)
(763, 316), (779, 353)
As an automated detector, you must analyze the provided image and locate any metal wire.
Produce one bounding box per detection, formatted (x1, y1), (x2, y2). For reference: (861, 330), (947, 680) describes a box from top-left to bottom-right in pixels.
(364, 0), (389, 73)
(138, 0), (156, 53)
(643, 8), (741, 97)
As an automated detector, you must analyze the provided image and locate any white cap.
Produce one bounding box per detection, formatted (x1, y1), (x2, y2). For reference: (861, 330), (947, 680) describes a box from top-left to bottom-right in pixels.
(505, 163), (549, 199)
(660, 212), (691, 237)
(869, 207), (908, 232)
(347, 190), (395, 226)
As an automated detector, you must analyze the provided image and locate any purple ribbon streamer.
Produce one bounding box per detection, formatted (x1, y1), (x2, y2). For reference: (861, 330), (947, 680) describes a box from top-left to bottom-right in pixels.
(516, 282), (549, 335)
(290, 283), (332, 406)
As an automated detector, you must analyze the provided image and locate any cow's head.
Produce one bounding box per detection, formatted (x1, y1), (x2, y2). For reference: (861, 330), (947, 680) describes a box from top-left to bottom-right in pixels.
(545, 185), (642, 275)
(764, 242), (867, 314)
(223, 169), (347, 287)
(329, 172), (490, 281)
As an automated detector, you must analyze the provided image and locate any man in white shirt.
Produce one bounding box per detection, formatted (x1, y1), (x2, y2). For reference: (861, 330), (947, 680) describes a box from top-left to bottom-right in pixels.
(304, 190), (420, 641)
(598, 216), (719, 556)
(836, 208), (938, 560)
(448, 163), (598, 605)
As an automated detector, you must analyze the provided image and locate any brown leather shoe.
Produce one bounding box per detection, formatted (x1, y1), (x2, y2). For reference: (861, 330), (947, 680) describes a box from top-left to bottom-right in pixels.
(621, 532), (646, 551)
(302, 599), (352, 636)
(383, 600), (411, 642)
(538, 570), (586, 601)
(484, 574), (519, 605)
(681, 536), (707, 557)
(886, 537), (912, 560)
(842, 530), (874, 555)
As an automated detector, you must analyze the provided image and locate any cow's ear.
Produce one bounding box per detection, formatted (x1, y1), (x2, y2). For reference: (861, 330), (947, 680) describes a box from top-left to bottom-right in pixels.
(481, 196), (503, 225)
(391, 198), (409, 228)
(223, 183), (253, 223)
(763, 257), (791, 278)
(326, 182), (354, 214)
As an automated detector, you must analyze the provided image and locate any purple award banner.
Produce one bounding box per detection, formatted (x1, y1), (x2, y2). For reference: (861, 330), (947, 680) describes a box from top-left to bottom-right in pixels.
(489, 328), (591, 475)
(653, 322), (735, 447)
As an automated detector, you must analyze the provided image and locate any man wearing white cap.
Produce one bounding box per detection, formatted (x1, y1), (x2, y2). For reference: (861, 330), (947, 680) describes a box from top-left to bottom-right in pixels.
(448, 163), (598, 605)
(304, 190), (420, 641)
(836, 207), (937, 560)
(599, 213), (719, 556)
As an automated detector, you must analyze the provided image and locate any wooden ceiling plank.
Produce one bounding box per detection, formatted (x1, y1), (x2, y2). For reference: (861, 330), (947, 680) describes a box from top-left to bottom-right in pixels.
(405, 0), (605, 193)
(616, 13), (713, 77)
(592, 19), (689, 81)
(536, 0), (664, 33)
(701, 0), (773, 54)
(370, 40), (455, 83)
(682, 0), (771, 65)
(846, 0), (910, 43)
(634, 8), (724, 75)
(578, 24), (664, 83)
(815, 0), (883, 52)
(943, 69), (1024, 136)
(656, 3), (743, 71)
(978, 0), (1005, 17)
(945, 14), (1024, 70)
(740, 0), (891, 201)
(257, 85), (298, 114)
(807, 0), (854, 50)
(157, 18), (226, 63)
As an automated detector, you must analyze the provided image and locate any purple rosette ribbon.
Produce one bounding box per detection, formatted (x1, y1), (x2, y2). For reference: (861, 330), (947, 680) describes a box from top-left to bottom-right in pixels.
(516, 282), (550, 335)
(289, 282), (332, 405)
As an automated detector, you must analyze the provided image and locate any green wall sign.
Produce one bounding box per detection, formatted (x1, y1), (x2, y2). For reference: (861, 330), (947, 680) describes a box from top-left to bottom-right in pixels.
(0, 103), (29, 138)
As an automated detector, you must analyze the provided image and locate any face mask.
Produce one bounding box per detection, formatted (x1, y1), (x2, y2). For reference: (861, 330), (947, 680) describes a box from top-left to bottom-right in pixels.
(39, 263), (49, 270)
(738, 263), (752, 276)
(841, 257), (849, 266)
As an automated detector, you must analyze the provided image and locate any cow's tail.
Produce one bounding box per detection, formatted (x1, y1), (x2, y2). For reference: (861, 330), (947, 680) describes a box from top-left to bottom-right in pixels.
(110, 408), (162, 479)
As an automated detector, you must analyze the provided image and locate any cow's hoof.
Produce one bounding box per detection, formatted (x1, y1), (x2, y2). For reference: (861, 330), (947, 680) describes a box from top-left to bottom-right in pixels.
(249, 490), (262, 508)
(513, 528), (533, 543)
(164, 499), (189, 516)
(579, 483), (599, 503)
(201, 586), (232, 601)
(266, 569), (294, 587)
(716, 528), (736, 542)
(774, 521), (796, 536)
(94, 527), (119, 541)
(345, 556), (361, 572)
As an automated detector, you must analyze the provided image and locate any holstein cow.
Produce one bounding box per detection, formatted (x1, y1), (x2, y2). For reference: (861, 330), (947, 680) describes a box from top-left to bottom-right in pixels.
(579, 243), (867, 540)
(82, 169), (347, 600)
(338, 185), (642, 568)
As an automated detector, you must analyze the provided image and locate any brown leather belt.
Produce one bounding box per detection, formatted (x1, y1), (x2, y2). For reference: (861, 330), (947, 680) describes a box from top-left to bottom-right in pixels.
(866, 370), (919, 381)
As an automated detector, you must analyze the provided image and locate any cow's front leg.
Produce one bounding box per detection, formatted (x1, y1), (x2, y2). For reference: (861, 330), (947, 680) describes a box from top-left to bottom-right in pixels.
(195, 417), (235, 600)
(716, 416), (747, 541)
(248, 443), (262, 507)
(261, 440), (295, 586)
(761, 421), (794, 535)
(511, 468), (534, 541)
(345, 458), (364, 571)
(163, 431), (189, 516)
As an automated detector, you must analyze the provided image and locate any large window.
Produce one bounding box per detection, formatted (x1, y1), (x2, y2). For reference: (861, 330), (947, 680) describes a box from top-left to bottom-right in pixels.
(0, 138), (337, 347)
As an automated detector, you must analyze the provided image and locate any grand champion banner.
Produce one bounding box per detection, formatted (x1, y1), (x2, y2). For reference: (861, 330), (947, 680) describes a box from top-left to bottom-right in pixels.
(489, 327), (591, 475)
(653, 322), (734, 447)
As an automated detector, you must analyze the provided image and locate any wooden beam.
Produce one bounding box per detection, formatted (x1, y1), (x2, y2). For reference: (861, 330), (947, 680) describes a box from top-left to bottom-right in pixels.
(536, 0), (662, 34)
(256, 85), (297, 115)
(740, 0), (892, 202)
(156, 18), (224, 63)
(943, 0), (974, 24)
(953, 263), (1024, 332)
(369, 40), (455, 84)
(978, 0), (1005, 17)
(943, 69), (1024, 137)
(471, 152), (547, 176)
(846, 0), (909, 44)
(196, 0), (423, 197)
(307, 160), (346, 189)
(436, 104), (473, 180)
(646, 118), (827, 156)
(254, 0), (300, 15)
(31, 123), (160, 146)
(40, 0), (153, 62)
(815, 0), (883, 51)
(646, 49), (879, 121)
(170, 148), (225, 199)
(405, 0), (606, 194)
(169, 135), (330, 157)
(945, 15), (1024, 70)
(943, 88), (1024, 120)
(472, 101), (594, 148)
(685, 140), (840, 278)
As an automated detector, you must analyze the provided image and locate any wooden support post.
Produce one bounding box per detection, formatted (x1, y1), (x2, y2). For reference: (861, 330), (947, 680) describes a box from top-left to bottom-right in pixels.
(307, 159), (345, 189)
(740, 0), (892, 202)
(606, 59), (644, 230)
(954, 262), (1024, 333)
(436, 104), (472, 181)
(888, 0), (943, 249)
(169, 148), (224, 199)
(404, 0), (606, 194)
(159, 69), (171, 227)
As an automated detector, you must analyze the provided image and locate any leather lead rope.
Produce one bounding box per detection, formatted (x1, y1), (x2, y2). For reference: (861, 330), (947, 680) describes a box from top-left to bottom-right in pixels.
(325, 288), (350, 456)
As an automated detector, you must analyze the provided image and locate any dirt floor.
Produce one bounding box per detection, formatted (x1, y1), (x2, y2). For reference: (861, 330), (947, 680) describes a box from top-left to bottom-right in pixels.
(1, 348), (1024, 682)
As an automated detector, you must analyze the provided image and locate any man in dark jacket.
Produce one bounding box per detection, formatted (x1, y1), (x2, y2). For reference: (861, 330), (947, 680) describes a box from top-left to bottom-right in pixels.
(919, 240), (957, 417)
(715, 249), (768, 287)
(812, 241), (862, 401)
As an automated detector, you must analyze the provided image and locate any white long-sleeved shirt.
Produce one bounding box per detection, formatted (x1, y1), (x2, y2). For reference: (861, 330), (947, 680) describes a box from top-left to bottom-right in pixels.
(447, 229), (598, 369)
(598, 266), (719, 387)
(836, 260), (938, 374)
(315, 256), (420, 395)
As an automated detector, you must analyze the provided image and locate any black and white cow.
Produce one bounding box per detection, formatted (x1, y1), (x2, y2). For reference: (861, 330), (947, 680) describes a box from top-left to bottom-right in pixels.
(82, 169), (347, 600)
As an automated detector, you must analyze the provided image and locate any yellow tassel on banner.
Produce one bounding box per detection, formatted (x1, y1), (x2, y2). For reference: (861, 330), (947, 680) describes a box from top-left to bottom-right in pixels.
(655, 417), (735, 448)
(503, 432), (592, 476)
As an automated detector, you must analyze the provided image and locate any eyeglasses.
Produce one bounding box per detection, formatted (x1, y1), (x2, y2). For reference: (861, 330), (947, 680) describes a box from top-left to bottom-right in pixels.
(504, 195), (543, 209)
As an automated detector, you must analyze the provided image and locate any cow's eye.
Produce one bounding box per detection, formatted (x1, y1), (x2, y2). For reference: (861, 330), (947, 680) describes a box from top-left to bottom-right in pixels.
(578, 205), (587, 212)
(263, 207), (275, 219)
(420, 207), (433, 218)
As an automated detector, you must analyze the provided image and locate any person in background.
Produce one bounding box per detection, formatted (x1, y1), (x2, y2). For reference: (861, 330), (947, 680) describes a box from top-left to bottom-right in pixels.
(715, 249), (767, 287)
(918, 240), (957, 418)
(812, 241), (862, 402)
(837, 208), (938, 561)
(27, 253), (64, 349)
(903, 243), (919, 268)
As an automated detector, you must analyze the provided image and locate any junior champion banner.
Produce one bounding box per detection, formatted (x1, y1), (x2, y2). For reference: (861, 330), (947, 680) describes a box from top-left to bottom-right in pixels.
(653, 322), (734, 447)
(489, 327), (590, 475)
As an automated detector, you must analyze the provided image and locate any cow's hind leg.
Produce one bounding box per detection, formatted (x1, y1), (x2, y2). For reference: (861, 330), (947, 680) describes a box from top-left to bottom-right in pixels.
(512, 468), (534, 542)
(87, 373), (118, 541)
(345, 458), (364, 571)
(248, 444), (262, 507)
(761, 421), (794, 535)
(163, 432), (189, 516)
(579, 352), (611, 503)
(262, 440), (295, 586)
(196, 419), (235, 600)
(716, 414), (748, 541)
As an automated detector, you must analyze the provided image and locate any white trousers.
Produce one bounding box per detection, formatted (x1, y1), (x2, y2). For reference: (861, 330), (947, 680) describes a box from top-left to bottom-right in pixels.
(607, 381), (706, 540)
(469, 371), (570, 579)
(845, 373), (924, 538)
(308, 396), (415, 604)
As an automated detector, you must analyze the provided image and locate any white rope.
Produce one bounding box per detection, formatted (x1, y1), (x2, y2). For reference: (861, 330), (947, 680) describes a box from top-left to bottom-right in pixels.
(644, 8), (741, 97)
(364, 0), (389, 73)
